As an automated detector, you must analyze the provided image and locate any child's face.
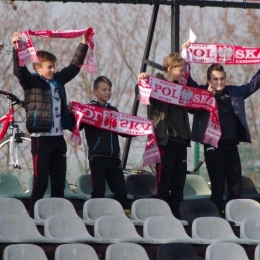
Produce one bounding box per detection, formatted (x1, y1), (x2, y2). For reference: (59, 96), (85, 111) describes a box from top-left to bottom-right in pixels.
(93, 82), (112, 105)
(36, 61), (56, 80)
(207, 70), (226, 94)
(169, 65), (185, 82)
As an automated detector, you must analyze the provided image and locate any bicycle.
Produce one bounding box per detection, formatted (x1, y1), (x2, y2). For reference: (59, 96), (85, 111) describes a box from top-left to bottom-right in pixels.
(0, 90), (32, 191)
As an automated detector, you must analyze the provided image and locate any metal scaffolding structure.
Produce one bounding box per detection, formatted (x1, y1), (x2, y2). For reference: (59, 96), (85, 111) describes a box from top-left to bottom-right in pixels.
(12, 0), (260, 168)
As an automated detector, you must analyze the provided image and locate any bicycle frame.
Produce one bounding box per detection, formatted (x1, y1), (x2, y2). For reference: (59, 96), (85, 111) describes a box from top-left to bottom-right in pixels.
(0, 102), (14, 140)
(0, 91), (26, 170)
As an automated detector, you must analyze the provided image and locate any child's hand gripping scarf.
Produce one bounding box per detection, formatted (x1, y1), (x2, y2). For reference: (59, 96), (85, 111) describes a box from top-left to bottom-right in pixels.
(16, 28), (97, 74)
(138, 75), (221, 148)
(182, 42), (260, 65)
(70, 101), (161, 168)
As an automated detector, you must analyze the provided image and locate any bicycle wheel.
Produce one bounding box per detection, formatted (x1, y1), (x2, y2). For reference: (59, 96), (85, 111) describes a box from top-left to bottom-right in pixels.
(0, 133), (32, 192)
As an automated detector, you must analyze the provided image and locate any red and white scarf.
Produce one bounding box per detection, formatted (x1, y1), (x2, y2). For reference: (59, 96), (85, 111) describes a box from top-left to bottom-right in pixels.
(16, 28), (97, 74)
(138, 75), (221, 147)
(182, 43), (260, 65)
(70, 101), (161, 167)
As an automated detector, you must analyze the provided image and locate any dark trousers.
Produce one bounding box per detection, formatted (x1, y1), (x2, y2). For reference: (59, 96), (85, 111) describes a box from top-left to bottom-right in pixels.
(156, 141), (187, 218)
(89, 156), (127, 205)
(204, 144), (242, 212)
(30, 136), (67, 217)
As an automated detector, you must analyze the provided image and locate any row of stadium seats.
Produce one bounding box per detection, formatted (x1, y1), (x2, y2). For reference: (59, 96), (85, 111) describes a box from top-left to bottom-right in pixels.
(1, 172), (260, 204)
(3, 241), (259, 260)
(0, 172), (211, 200)
(0, 197), (260, 244)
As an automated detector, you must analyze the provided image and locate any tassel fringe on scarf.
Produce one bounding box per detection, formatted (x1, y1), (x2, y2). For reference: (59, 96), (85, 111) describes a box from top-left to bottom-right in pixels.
(70, 101), (161, 168)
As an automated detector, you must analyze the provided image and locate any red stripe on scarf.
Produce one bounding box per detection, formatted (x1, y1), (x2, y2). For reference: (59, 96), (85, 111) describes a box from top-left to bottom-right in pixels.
(16, 28), (97, 74)
(70, 101), (161, 168)
(182, 42), (260, 65)
(138, 75), (221, 148)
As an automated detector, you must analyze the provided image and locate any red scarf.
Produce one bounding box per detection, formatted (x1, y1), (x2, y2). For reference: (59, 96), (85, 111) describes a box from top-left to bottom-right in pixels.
(70, 101), (161, 167)
(138, 75), (221, 148)
(16, 28), (97, 74)
(182, 43), (260, 65)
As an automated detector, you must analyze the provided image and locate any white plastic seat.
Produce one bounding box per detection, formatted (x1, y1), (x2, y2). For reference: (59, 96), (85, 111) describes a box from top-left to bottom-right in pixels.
(143, 216), (200, 244)
(0, 215), (52, 243)
(240, 217), (260, 244)
(205, 242), (249, 260)
(106, 243), (150, 260)
(55, 243), (99, 260)
(225, 199), (260, 226)
(0, 197), (41, 225)
(44, 215), (102, 243)
(255, 244), (260, 260)
(192, 217), (248, 244)
(184, 175), (211, 200)
(77, 174), (113, 199)
(0, 173), (30, 199)
(34, 197), (85, 225)
(131, 198), (188, 226)
(94, 215), (151, 243)
(29, 176), (85, 200)
(83, 198), (134, 226)
(3, 244), (48, 260)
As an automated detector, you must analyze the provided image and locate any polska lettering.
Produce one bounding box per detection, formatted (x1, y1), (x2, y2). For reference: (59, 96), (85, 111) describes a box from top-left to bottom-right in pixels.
(138, 75), (222, 147)
(184, 43), (260, 64)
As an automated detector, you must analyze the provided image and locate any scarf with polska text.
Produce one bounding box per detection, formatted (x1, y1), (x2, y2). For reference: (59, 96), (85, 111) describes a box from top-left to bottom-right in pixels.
(182, 42), (260, 64)
(138, 75), (221, 148)
(16, 28), (97, 74)
(70, 101), (161, 167)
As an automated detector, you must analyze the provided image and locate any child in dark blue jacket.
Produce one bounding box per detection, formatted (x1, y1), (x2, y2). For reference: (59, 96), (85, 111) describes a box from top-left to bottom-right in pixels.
(81, 76), (127, 205)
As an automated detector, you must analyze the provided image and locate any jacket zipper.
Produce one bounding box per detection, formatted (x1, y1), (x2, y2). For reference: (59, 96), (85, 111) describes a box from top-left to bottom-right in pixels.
(93, 137), (100, 151)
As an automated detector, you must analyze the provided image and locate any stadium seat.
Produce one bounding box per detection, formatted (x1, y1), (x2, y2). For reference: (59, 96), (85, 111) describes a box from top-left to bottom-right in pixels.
(225, 198), (260, 226)
(34, 197), (85, 225)
(125, 174), (157, 199)
(131, 198), (188, 226)
(44, 215), (102, 243)
(77, 174), (114, 200)
(3, 244), (48, 260)
(179, 199), (221, 225)
(29, 176), (85, 200)
(0, 173), (30, 199)
(106, 243), (150, 260)
(0, 215), (52, 243)
(240, 217), (260, 244)
(143, 216), (200, 244)
(94, 215), (151, 243)
(184, 175), (211, 200)
(0, 197), (41, 225)
(83, 198), (135, 226)
(205, 242), (249, 260)
(192, 216), (248, 244)
(255, 244), (260, 260)
(240, 176), (260, 200)
(55, 243), (99, 260)
(156, 243), (199, 260)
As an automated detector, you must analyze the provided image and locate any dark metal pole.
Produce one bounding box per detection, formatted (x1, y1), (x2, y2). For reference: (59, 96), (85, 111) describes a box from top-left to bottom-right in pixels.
(171, 0), (180, 53)
(121, 4), (160, 169)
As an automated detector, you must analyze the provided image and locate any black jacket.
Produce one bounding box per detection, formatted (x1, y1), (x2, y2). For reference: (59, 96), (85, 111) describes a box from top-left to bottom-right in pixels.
(13, 43), (88, 133)
(81, 101), (125, 159)
(190, 69), (260, 144)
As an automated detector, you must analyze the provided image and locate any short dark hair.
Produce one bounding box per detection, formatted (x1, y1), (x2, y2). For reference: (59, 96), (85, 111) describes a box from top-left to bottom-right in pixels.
(93, 76), (112, 90)
(207, 64), (226, 80)
(32, 50), (57, 71)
